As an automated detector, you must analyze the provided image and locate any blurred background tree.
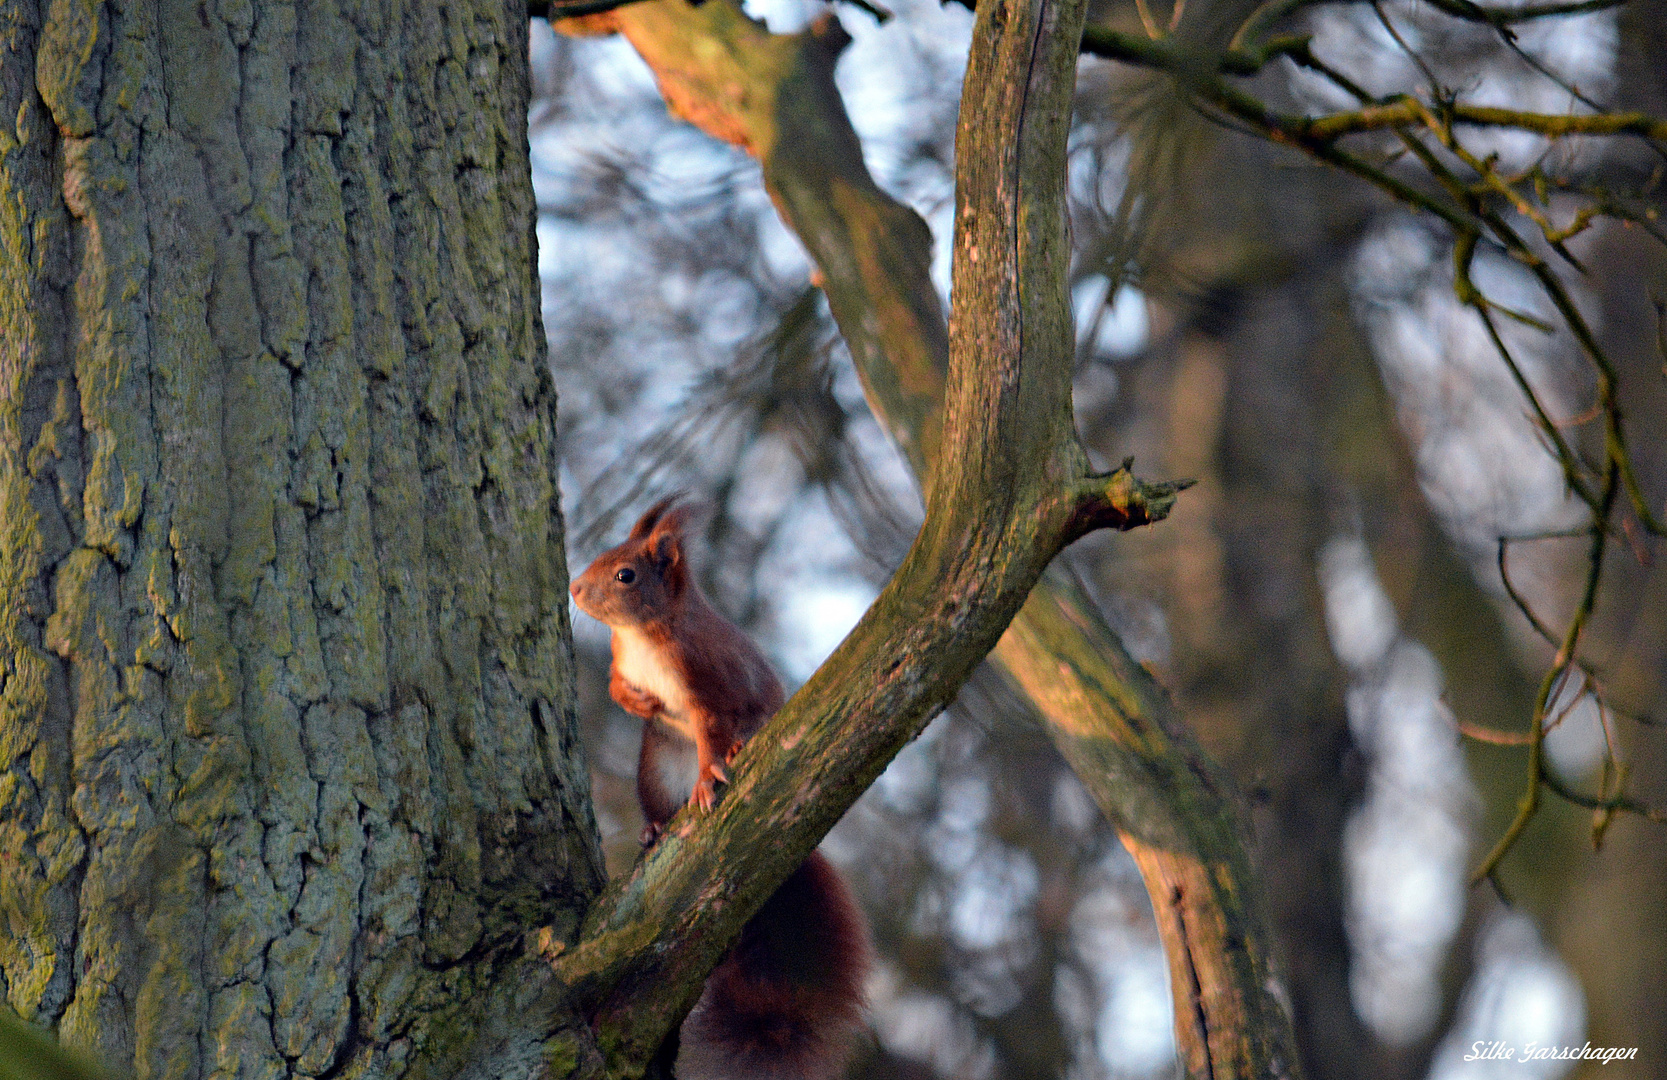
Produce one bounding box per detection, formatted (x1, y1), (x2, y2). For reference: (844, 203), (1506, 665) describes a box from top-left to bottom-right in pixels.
(533, 0), (1666, 1077)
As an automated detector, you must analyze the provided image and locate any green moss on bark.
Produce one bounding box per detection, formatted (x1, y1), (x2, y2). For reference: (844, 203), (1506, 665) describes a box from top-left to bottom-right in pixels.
(2, 1), (601, 1075)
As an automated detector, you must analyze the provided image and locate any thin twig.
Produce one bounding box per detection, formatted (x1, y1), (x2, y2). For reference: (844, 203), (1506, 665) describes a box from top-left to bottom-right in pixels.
(1414, 0), (1626, 25)
(1077, 16), (1667, 877)
(1472, 466), (1615, 883)
(1299, 99), (1667, 142)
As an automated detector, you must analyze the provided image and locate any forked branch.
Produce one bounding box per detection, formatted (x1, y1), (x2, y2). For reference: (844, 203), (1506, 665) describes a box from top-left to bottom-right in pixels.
(548, 0), (1209, 1075)
(573, 0), (1299, 1074)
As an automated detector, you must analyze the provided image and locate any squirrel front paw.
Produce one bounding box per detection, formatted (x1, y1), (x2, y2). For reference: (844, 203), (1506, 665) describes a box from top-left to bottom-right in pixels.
(618, 688), (664, 718)
(639, 820), (664, 847)
(609, 672), (665, 719)
(691, 760), (729, 811)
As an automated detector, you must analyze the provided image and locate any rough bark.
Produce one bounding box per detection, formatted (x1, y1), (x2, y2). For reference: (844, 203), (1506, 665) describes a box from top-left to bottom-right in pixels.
(0, 2), (601, 1077)
(554, 2), (1299, 1077)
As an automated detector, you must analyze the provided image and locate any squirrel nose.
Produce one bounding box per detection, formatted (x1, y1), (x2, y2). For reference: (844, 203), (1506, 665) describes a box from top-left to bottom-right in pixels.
(570, 580), (583, 601)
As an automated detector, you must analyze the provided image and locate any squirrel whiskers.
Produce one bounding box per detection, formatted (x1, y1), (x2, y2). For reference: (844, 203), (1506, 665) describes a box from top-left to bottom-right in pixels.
(570, 496), (871, 1080)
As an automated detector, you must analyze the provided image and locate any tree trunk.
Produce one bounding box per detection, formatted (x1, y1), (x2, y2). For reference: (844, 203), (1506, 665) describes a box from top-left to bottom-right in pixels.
(0, 3), (601, 1077)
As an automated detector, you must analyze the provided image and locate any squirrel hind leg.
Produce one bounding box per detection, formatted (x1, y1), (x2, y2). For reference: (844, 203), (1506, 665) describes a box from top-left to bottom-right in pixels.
(637, 720), (694, 832)
(677, 853), (871, 1080)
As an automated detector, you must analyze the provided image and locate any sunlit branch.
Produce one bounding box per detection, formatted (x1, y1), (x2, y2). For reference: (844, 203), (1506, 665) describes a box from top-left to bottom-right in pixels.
(1298, 100), (1667, 143)
(529, 0), (893, 22)
(1457, 682), (1587, 745)
(1456, 720), (1536, 746)
(1134, 0), (1166, 37)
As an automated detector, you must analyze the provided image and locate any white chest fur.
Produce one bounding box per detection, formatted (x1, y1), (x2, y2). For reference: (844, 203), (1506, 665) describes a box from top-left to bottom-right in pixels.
(612, 627), (696, 739)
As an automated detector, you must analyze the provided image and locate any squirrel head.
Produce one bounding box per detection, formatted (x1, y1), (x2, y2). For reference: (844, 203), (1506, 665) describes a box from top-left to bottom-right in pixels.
(570, 495), (700, 629)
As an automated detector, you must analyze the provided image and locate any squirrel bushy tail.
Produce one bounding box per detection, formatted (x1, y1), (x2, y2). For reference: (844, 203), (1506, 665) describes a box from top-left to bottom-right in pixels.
(678, 852), (871, 1080)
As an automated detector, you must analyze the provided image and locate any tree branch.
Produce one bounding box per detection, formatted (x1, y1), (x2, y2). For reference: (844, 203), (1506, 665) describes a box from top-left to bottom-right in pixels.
(1065, 465), (1196, 543)
(528, 0), (654, 21)
(1079, 28), (1667, 147)
(1077, 29), (1667, 837)
(529, 0), (893, 26)
(571, 2), (1301, 1077)
(1222, 0), (1629, 55)
(1301, 99), (1667, 142)
(549, 0), (1221, 1075)
(1411, 0), (1627, 26)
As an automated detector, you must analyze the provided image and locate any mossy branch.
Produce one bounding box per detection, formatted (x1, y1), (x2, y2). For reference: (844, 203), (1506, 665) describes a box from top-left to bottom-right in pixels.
(549, 0), (1219, 1074)
(568, 1), (1299, 1077)
(1299, 99), (1667, 142)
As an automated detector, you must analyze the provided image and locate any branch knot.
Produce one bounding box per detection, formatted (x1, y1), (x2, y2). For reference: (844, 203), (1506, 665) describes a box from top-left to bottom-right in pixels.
(1065, 459), (1194, 541)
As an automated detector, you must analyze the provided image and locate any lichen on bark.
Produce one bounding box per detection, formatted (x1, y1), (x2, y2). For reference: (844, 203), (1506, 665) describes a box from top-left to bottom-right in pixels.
(1, 1), (602, 1076)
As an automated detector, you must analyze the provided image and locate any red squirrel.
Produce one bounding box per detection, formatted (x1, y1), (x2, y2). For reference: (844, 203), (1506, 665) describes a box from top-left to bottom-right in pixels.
(569, 496), (871, 1080)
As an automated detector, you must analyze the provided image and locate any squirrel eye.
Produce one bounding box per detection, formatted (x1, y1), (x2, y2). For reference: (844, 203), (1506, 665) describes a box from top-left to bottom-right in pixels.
(615, 567), (636, 584)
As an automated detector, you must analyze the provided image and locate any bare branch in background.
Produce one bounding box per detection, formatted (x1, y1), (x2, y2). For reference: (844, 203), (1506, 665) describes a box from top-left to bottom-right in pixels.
(1079, 0), (1667, 880)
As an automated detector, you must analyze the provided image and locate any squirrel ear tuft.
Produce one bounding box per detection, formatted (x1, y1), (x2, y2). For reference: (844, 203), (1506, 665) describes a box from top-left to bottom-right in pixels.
(646, 502), (701, 593)
(652, 502), (697, 541)
(647, 502), (695, 557)
(647, 527), (682, 571)
(628, 492), (688, 541)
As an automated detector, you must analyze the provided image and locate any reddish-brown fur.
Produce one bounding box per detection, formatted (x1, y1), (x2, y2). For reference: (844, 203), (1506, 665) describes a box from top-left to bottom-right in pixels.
(679, 853), (870, 1080)
(570, 497), (871, 1080)
(571, 498), (783, 815)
